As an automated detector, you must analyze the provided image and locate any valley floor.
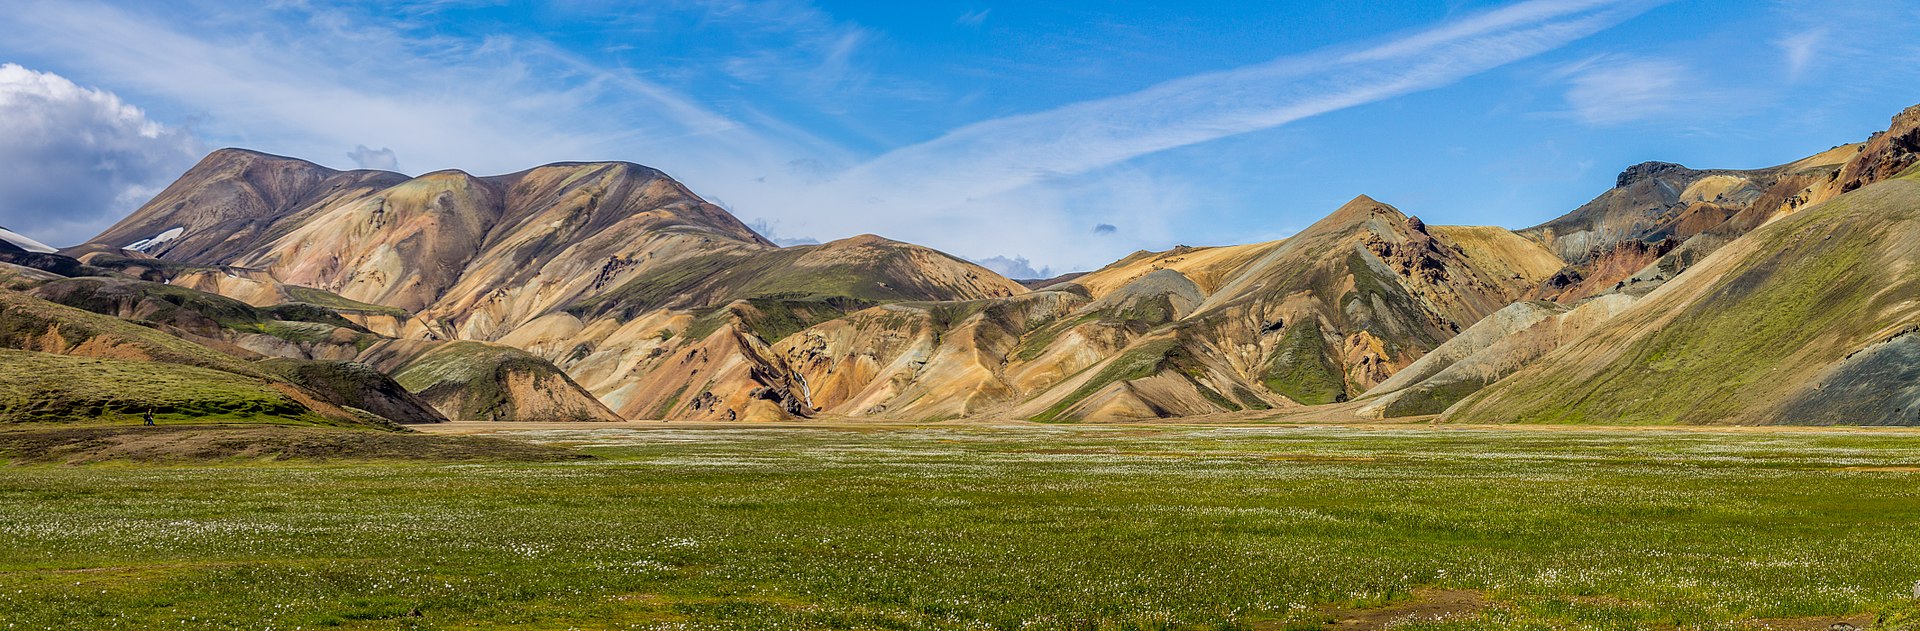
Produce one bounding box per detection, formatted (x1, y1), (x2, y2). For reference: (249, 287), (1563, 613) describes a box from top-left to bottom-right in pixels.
(4, 423), (1920, 629)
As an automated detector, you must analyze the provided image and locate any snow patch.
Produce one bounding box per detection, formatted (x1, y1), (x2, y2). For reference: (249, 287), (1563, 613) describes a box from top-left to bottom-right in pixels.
(0, 226), (57, 253)
(125, 227), (185, 253)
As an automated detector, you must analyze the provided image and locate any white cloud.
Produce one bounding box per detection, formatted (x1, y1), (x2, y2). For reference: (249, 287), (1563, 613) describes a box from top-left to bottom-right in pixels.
(0, 1), (833, 177)
(347, 145), (399, 171)
(1555, 55), (1689, 124)
(1775, 29), (1825, 81)
(972, 255), (1049, 280)
(957, 9), (991, 27)
(0, 0), (1661, 271)
(746, 218), (819, 247)
(0, 63), (198, 247)
(725, 0), (1665, 270)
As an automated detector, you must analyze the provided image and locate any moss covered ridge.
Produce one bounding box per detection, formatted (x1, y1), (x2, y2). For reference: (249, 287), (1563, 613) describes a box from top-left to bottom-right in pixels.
(1449, 173), (1920, 425)
(389, 341), (620, 422)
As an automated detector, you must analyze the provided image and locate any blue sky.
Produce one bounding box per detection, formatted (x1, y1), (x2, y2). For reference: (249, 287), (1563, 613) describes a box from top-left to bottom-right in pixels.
(0, 0), (1915, 276)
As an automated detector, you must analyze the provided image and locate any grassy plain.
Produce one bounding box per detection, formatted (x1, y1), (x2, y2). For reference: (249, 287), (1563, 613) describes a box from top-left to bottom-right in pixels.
(2, 423), (1919, 629)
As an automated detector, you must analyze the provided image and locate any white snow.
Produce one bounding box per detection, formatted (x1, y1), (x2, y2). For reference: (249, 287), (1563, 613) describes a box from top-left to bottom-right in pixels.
(125, 227), (185, 253)
(0, 226), (56, 253)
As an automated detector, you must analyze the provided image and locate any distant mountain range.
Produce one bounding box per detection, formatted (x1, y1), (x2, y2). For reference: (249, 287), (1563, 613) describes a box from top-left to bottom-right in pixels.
(4, 102), (1917, 426)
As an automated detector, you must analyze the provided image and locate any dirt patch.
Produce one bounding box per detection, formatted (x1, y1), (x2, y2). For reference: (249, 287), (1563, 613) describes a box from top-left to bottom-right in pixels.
(1322, 589), (1493, 630)
(1837, 466), (1920, 472)
(0, 424), (592, 464)
(1738, 613), (1876, 630)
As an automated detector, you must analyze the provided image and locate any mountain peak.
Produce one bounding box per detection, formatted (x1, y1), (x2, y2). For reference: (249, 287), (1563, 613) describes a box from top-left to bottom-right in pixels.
(1303, 194), (1405, 234)
(1615, 161), (1693, 188)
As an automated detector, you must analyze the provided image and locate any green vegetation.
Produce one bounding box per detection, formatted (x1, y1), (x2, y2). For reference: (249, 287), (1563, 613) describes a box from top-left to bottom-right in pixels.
(26, 278), (379, 350)
(1011, 312), (1101, 361)
(0, 425), (582, 465)
(391, 341), (552, 422)
(282, 285), (411, 317)
(1261, 319), (1348, 405)
(257, 358), (446, 425)
(1377, 378), (1490, 418)
(1032, 337), (1180, 422)
(2, 425), (1919, 628)
(569, 242), (990, 326)
(255, 319), (338, 344)
(32, 277), (265, 329)
(649, 384), (689, 420)
(0, 289), (264, 377)
(259, 302), (367, 330)
(0, 349), (327, 425)
(1453, 178), (1920, 424)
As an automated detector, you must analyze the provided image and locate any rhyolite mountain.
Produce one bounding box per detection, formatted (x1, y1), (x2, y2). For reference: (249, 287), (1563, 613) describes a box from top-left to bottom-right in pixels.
(10, 102), (1918, 425)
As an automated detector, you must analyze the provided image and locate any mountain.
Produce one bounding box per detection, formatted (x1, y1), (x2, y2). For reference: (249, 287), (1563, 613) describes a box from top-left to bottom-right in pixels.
(1521, 144), (1862, 303)
(1448, 157), (1920, 424)
(70, 151), (1024, 422)
(766, 196), (1565, 422)
(36, 100), (1920, 426)
(1403, 104), (1920, 425)
(0, 288), (407, 427)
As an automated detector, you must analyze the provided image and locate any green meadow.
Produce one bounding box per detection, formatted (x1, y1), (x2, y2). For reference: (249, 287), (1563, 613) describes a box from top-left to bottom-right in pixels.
(3, 424), (1920, 629)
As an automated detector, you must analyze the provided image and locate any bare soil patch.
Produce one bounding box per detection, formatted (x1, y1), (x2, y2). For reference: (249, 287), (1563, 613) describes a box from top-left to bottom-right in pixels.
(1321, 589), (1493, 630)
(1737, 613), (1877, 630)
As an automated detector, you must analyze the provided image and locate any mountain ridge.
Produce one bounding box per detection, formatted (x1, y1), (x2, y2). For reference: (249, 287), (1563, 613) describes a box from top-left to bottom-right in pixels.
(12, 102), (1918, 425)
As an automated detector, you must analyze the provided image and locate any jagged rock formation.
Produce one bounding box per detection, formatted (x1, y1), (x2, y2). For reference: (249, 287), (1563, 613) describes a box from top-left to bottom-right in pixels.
(1522, 144), (1865, 303)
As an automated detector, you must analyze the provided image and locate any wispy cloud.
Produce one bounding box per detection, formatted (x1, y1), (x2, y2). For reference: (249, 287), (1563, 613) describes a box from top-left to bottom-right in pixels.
(737, 0), (1665, 269)
(0, 0), (833, 176)
(1775, 29), (1826, 82)
(956, 9), (991, 27)
(0, 0), (1664, 270)
(1552, 55), (1690, 124)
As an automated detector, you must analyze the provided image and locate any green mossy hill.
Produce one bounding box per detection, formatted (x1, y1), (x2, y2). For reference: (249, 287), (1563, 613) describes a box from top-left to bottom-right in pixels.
(686, 296), (877, 344)
(281, 286), (411, 317)
(29, 278), (382, 349)
(0, 424), (588, 464)
(258, 359), (448, 424)
(391, 341), (618, 422)
(31, 276), (265, 331)
(1032, 335), (1241, 422)
(259, 303), (370, 331)
(0, 262), (61, 291)
(0, 349), (337, 426)
(1260, 319), (1348, 405)
(568, 239), (1017, 323)
(1450, 173), (1920, 424)
(0, 289), (263, 377)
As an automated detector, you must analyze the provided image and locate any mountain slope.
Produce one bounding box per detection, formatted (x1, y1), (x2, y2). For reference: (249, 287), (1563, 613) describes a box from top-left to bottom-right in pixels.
(1449, 167), (1920, 425)
(85, 149), (410, 263)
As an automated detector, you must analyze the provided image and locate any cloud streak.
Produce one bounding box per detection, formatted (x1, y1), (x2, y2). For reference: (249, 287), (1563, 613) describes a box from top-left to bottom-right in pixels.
(742, 0), (1664, 269)
(1554, 55), (1690, 124)
(0, 0), (1664, 270)
(842, 0), (1660, 202)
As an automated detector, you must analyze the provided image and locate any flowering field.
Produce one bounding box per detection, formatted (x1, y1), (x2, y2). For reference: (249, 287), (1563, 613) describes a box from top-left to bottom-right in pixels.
(3, 424), (1920, 629)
